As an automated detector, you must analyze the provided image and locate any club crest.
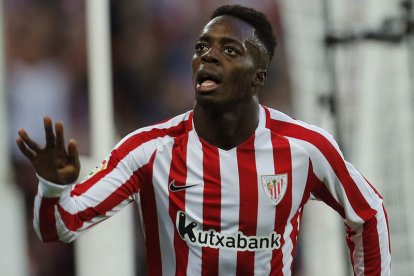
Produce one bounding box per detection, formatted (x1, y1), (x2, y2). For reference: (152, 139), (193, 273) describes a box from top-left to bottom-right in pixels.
(261, 174), (288, 206)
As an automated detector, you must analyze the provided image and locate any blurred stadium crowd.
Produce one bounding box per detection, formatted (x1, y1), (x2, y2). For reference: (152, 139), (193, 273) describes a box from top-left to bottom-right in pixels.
(5, 0), (293, 275)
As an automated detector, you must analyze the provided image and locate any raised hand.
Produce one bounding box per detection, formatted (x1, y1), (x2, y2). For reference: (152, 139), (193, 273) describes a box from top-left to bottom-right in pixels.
(16, 116), (81, 184)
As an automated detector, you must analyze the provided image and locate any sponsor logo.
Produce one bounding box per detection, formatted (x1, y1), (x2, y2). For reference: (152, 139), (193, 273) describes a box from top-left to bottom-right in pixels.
(261, 174), (288, 206)
(176, 211), (281, 251)
(169, 180), (199, 192)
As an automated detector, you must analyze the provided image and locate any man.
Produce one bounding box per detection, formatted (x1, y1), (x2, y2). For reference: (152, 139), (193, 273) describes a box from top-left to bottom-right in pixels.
(16, 4), (391, 276)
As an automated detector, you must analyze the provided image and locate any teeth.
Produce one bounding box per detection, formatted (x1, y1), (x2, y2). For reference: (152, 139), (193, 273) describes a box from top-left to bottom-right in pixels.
(201, 80), (216, 87)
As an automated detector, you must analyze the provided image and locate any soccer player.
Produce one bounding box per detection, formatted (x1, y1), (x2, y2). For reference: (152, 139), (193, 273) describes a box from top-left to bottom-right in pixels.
(16, 4), (391, 276)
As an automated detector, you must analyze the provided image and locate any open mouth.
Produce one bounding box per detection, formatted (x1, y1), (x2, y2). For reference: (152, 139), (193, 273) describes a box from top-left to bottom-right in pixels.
(196, 72), (221, 93)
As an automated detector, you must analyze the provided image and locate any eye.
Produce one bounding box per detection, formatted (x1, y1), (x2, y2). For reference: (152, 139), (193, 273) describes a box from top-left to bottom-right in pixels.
(224, 47), (240, 57)
(195, 42), (208, 54)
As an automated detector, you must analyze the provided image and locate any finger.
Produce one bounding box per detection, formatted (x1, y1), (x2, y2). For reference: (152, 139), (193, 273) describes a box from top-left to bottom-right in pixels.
(16, 138), (35, 161)
(55, 121), (66, 151)
(17, 129), (41, 152)
(68, 139), (80, 169)
(44, 116), (55, 147)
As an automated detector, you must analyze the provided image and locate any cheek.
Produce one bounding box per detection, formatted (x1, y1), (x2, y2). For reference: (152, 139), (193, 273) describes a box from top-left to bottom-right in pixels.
(228, 66), (254, 87)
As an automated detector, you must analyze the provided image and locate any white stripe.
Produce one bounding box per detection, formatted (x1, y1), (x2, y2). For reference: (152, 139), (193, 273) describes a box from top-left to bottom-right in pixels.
(33, 188), (43, 241)
(253, 128), (275, 276)
(377, 210), (391, 276)
(218, 148), (240, 276)
(281, 139), (310, 275)
(281, 221), (294, 276)
(350, 228), (365, 275)
(152, 140), (175, 276)
(185, 132), (204, 276)
(286, 139), (311, 216)
(33, 193), (43, 241)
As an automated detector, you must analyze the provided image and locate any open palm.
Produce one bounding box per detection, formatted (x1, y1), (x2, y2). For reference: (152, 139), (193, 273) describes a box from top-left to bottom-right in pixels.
(16, 116), (81, 184)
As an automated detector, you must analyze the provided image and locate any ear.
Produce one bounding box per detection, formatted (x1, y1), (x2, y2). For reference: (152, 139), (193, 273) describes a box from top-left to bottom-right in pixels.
(253, 70), (267, 86)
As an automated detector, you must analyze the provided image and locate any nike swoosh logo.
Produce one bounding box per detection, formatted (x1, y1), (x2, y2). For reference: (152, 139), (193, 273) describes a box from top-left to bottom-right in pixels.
(169, 180), (199, 192)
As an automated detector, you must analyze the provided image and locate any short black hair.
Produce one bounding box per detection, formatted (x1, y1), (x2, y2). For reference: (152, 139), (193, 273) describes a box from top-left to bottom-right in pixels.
(210, 4), (277, 62)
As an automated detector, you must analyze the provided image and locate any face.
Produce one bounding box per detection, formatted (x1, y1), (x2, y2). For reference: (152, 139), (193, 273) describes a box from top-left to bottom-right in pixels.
(191, 16), (262, 111)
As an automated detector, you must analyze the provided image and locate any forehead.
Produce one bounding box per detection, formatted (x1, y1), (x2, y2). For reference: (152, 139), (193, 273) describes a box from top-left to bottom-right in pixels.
(199, 15), (256, 42)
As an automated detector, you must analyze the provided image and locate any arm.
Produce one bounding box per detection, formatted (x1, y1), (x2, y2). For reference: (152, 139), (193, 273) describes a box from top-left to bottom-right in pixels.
(32, 152), (139, 243)
(266, 109), (391, 275)
(306, 132), (391, 275)
(17, 117), (140, 243)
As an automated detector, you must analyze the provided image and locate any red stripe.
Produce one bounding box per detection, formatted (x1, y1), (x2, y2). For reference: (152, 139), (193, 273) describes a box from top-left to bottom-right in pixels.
(269, 133), (292, 275)
(71, 119), (191, 197)
(362, 216), (381, 275)
(236, 137), (258, 275)
(139, 153), (163, 276)
(168, 135), (190, 276)
(268, 117), (376, 221)
(57, 169), (142, 232)
(39, 197), (60, 242)
(201, 142), (221, 276)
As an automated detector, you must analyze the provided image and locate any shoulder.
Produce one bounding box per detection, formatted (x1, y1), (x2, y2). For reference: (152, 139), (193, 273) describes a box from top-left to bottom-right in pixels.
(263, 106), (342, 158)
(113, 111), (193, 156)
(92, 111), (193, 177)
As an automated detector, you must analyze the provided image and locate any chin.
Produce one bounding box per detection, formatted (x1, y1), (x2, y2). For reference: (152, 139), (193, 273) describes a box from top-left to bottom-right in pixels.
(195, 97), (234, 115)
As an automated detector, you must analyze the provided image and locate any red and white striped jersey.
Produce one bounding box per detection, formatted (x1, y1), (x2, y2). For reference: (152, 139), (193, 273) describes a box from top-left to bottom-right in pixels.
(33, 105), (391, 276)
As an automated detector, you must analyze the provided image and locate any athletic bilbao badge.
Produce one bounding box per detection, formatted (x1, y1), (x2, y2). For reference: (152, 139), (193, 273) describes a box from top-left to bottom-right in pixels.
(261, 174), (288, 206)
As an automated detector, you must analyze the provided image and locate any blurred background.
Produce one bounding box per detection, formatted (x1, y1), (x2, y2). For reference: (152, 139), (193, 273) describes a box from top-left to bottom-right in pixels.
(0, 0), (413, 275)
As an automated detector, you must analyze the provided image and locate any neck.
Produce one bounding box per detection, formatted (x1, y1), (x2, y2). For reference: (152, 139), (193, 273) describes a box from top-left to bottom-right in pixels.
(193, 100), (260, 150)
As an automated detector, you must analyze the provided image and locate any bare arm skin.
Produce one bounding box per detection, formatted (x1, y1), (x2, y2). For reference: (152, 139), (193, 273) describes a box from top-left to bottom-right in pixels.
(16, 116), (80, 184)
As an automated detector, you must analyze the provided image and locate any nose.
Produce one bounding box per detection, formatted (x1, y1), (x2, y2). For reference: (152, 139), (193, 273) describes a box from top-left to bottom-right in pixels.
(201, 48), (220, 65)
